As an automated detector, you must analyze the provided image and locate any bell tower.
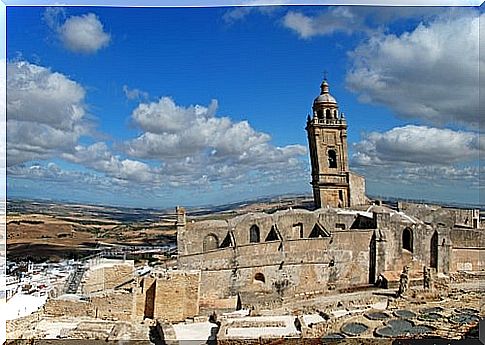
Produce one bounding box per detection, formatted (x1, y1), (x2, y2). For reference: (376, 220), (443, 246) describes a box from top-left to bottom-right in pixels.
(306, 77), (350, 208)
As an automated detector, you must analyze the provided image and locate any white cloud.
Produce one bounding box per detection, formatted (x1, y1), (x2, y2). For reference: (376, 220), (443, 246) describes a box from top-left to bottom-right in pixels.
(6, 62), (154, 187)
(7, 63), (307, 191)
(61, 142), (156, 184)
(46, 10), (111, 54)
(346, 10), (481, 127)
(125, 97), (307, 185)
(223, 7), (254, 23)
(282, 7), (365, 39)
(351, 125), (481, 196)
(353, 125), (482, 166)
(7, 61), (90, 166)
(43, 7), (66, 30)
(123, 85), (149, 101)
(223, 5), (282, 24)
(279, 7), (452, 39)
(6, 162), (140, 195)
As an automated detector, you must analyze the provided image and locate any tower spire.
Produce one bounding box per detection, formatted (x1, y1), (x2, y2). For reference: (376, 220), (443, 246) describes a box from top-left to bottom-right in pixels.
(320, 72), (330, 94)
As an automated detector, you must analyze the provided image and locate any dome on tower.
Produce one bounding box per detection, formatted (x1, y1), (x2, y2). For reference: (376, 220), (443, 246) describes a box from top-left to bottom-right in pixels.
(313, 79), (337, 105)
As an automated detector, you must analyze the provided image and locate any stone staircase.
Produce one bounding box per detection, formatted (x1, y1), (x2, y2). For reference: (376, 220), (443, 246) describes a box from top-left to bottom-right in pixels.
(65, 265), (87, 294)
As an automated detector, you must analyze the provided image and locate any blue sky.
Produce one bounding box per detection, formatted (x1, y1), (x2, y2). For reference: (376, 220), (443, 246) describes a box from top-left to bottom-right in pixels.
(5, 5), (483, 208)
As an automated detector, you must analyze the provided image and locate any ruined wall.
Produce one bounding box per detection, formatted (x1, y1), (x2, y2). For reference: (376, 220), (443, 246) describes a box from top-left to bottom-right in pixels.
(133, 276), (156, 320)
(449, 228), (485, 272)
(179, 208), (378, 256)
(91, 290), (133, 321)
(451, 228), (485, 247)
(349, 171), (368, 206)
(177, 207), (389, 310)
(45, 291), (135, 321)
(134, 271), (201, 322)
(451, 248), (484, 272)
(452, 208), (480, 228)
(154, 271), (200, 322)
(44, 296), (95, 318)
(82, 259), (134, 294)
(181, 229), (374, 310)
(176, 203), (478, 312)
(398, 202), (480, 229)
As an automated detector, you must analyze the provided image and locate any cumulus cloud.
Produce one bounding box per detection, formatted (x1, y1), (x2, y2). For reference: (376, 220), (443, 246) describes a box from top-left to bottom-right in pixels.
(7, 62), (307, 191)
(6, 61), (153, 187)
(351, 125), (481, 195)
(44, 8), (110, 54)
(7, 162), (117, 189)
(124, 97), (307, 185)
(7, 61), (90, 166)
(59, 13), (110, 54)
(346, 10), (481, 127)
(283, 7), (366, 39)
(280, 7), (449, 39)
(353, 125), (482, 166)
(61, 142), (156, 184)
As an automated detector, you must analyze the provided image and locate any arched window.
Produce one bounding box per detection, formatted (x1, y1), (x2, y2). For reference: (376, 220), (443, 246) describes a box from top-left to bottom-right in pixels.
(325, 109), (331, 119)
(402, 228), (413, 252)
(328, 150), (337, 168)
(254, 273), (265, 283)
(203, 234), (219, 252)
(334, 109), (338, 118)
(317, 109), (324, 119)
(249, 225), (260, 243)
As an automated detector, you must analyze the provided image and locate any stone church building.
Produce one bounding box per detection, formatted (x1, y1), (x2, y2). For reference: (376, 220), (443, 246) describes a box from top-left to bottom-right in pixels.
(306, 78), (367, 208)
(135, 79), (483, 320)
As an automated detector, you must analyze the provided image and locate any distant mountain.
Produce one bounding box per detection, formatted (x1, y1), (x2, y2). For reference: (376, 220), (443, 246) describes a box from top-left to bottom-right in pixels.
(7, 192), (483, 222)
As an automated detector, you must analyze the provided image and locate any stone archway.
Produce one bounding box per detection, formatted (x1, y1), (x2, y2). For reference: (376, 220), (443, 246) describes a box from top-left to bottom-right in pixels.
(402, 228), (413, 252)
(203, 233), (219, 252)
(249, 225), (260, 243)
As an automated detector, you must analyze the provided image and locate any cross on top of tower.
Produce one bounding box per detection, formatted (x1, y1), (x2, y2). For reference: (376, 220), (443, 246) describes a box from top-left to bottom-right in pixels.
(323, 70), (328, 81)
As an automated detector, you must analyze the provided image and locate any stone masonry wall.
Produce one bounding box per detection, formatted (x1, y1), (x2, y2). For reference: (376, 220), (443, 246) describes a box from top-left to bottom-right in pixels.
(82, 259), (134, 294)
(349, 171), (368, 206)
(91, 290), (133, 321)
(451, 248), (484, 272)
(132, 271), (202, 322)
(44, 297), (95, 318)
(44, 291), (134, 321)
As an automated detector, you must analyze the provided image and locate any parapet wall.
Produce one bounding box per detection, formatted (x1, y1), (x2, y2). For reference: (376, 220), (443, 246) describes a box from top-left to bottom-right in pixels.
(398, 202), (480, 229)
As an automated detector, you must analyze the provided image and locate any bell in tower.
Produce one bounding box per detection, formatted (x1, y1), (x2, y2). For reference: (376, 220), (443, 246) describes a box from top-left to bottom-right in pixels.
(306, 77), (352, 208)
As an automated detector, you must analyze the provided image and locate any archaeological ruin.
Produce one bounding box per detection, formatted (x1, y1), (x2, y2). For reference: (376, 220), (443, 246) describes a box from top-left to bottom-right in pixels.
(8, 78), (483, 342)
(169, 79), (482, 318)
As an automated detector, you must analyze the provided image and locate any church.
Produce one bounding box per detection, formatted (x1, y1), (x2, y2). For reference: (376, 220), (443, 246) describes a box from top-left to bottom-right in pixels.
(306, 77), (367, 208)
(132, 78), (483, 321)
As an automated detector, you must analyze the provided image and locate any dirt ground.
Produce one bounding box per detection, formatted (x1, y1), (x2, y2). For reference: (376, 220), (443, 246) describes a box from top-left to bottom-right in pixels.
(7, 213), (176, 262)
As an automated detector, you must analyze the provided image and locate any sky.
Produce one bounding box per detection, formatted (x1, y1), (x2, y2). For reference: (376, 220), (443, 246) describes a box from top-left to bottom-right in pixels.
(4, 4), (483, 208)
